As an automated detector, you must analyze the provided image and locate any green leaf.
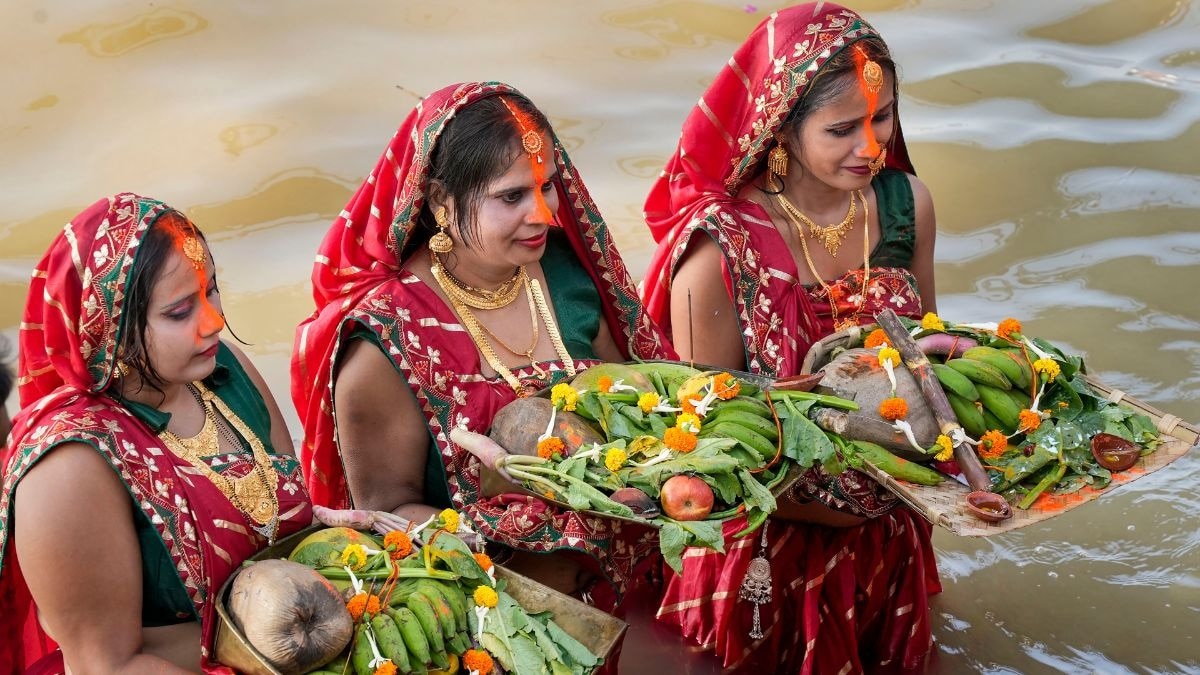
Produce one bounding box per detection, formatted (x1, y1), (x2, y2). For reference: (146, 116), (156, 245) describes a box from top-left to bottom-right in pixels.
(545, 616), (601, 669)
(702, 471), (741, 505)
(735, 467), (777, 514)
(782, 413), (836, 468)
(660, 521), (689, 574)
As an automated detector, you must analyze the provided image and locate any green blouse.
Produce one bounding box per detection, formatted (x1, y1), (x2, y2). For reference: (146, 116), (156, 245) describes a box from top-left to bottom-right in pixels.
(867, 168), (917, 271)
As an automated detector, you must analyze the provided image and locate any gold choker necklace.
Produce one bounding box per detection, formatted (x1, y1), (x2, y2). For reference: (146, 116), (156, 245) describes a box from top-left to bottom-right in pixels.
(158, 382), (280, 544)
(432, 258), (526, 310)
(775, 189), (860, 258)
(433, 269), (575, 395)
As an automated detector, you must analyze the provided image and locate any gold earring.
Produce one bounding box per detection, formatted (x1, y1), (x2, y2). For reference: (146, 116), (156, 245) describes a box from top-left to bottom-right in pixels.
(868, 148), (887, 177)
(429, 207), (454, 255)
(768, 134), (789, 179)
(113, 360), (130, 378)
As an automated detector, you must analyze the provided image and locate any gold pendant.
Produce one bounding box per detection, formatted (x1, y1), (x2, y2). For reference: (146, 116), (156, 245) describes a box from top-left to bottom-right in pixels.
(530, 361), (547, 378)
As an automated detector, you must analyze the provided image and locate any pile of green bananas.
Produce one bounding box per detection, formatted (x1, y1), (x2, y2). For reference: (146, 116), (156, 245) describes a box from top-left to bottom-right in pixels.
(696, 396), (779, 468)
(931, 345), (1034, 437)
(349, 578), (470, 674)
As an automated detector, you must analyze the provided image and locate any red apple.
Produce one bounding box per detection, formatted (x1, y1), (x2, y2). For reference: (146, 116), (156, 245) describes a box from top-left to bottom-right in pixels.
(659, 475), (715, 521)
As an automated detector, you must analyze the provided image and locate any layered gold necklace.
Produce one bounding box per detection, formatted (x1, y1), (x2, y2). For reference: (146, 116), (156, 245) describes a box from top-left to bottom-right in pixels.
(436, 262), (526, 310)
(158, 382), (280, 544)
(775, 189), (860, 257)
(431, 259), (575, 395)
(774, 189), (873, 332)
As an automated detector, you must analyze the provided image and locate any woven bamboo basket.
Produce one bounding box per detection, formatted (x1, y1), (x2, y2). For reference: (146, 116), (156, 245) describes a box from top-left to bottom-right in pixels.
(214, 525), (627, 673)
(800, 327), (1200, 536)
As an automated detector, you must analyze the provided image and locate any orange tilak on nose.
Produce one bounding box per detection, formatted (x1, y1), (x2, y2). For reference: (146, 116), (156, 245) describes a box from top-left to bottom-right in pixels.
(530, 155), (553, 223)
(198, 296), (225, 335)
(851, 44), (881, 158)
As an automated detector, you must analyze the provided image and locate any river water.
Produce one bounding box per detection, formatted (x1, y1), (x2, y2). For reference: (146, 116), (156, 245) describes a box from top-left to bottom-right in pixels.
(1, 1), (1197, 673)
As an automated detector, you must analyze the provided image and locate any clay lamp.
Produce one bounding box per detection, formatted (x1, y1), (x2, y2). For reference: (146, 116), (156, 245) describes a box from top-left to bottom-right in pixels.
(1091, 433), (1140, 472)
(964, 490), (1012, 523)
(610, 487), (661, 518)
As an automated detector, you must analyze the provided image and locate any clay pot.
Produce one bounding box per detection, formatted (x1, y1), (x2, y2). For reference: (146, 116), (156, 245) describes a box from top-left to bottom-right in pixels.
(1091, 433), (1140, 472)
(964, 490), (1012, 523)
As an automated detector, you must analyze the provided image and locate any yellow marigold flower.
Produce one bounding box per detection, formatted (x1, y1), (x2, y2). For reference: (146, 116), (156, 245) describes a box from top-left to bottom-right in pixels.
(878, 346), (901, 368)
(864, 328), (889, 349)
(675, 412), (702, 433)
(879, 397), (908, 421)
(473, 552), (494, 572)
(439, 508), (460, 533)
(537, 436), (565, 459)
(463, 649), (495, 675)
(1033, 358), (1061, 381)
(375, 662), (397, 675)
(383, 531), (413, 560)
(597, 375), (614, 393)
(550, 383), (578, 411)
(340, 543), (369, 571)
(979, 430), (1008, 459)
(663, 427), (698, 452)
(474, 584), (499, 608)
(921, 312), (945, 331)
(996, 318), (1022, 340)
(346, 591), (381, 621)
(1018, 409), (1041, 433)
(934, 435), (954, 462)
(712, 372), (741, 400)
(604, 448), (628, 472)
(638, 391), (661, 413)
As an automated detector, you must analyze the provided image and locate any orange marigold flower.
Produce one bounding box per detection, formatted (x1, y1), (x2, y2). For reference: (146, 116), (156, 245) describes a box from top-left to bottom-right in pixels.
(463, 649), (495, 675)
(864, 328), (890, 349)
(537, 436), (565, 459)
(597, 375), (614, 393)
(879, 397), (908, 421)
(383, 531), (413, 560)
(663, 427), (698, 452)
(473, 552), (495, 572)
(680, 396), (699, 415)
(979, 430), (1008, 459)
(375, 662), (397, 675)
(346, 592), (381, 621)
(712, 373), (741, 400)
(996, 318), (1022, 340)
(1018, 409), (1041, 433)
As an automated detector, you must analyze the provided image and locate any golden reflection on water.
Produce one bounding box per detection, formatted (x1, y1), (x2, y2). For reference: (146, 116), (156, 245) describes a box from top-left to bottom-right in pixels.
(1, 1), (1198, 672)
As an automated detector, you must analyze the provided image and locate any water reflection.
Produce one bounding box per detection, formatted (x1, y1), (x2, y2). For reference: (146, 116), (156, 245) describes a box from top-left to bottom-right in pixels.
(58, 7), (208, 57)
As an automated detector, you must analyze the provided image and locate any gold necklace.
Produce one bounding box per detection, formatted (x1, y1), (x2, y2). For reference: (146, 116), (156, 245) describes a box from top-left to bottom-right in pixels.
(775, 189), (860, 258)
(433, 271), (575, 395)
(476, 281), (540, 362)
(777, 190), (872, 332)
(158, 382), (280, 544)
(432, 258), (526, 310)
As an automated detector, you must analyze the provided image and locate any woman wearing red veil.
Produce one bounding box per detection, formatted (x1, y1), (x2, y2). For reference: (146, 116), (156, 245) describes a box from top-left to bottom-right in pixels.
(0, 194), (312, 672)
(641, 4), (941, 672)
(291, 82), (674, 608)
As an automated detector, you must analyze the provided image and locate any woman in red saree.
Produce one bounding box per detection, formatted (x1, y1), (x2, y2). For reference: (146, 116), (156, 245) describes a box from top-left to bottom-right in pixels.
(0, 194), (312, 673)
(291, 82), (673, 608)
(641, 4), (940, 673)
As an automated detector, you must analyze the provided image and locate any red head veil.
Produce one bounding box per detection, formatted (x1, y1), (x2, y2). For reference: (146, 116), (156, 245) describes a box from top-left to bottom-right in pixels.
(641, 3), (914, 334)
(292, 82), (670, 508)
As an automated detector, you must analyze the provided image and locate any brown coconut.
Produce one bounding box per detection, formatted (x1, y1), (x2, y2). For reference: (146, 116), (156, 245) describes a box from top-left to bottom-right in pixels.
(226, 559), (353, 674)
(483, 396), (604, 497)
(812, 348), (939, 460)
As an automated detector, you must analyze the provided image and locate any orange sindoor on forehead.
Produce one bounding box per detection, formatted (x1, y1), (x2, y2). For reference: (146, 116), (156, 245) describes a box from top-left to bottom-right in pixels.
(167, 222), (226, 335)
(500, 97), (554, 223)
(851, 44), (884, 158)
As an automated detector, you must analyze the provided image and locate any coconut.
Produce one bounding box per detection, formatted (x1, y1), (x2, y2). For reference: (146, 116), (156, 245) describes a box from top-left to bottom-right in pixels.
(226, 559), (353, 674)
(483, 396), (604, 496)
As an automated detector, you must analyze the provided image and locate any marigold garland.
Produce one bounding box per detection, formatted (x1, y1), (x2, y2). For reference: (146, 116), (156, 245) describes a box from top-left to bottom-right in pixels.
(996, 318), (1022, 340)
(473, 552), (495, 572)
(463, 649), (495, 674)
(879, 397), (908, 421)
(604, 448), (628, 472)
(663, 427), (698, 452)
(712, 372), (741, 399)
(340, 544), (369, 571)
(597, 375), (614, 393)
(439, 508), (460, 533)
(537, 436), (565, 459)
(877, 346), (901, 368)
(473, 584), (499, 608)
(979, 430), (1008, 459)
(638, 392), (660, 413)
(1018, 409), (1041, 433)
(675, 412), (702, 433)
(550, 383), (578, 411)
(383, 531), (412, 560)
(346, 591), (381, 621)
(374, 662), (397, 675)
(1033, 358), (1061, 380)
(934, 434), (954, 462)
(864, 328), (890, 349)
(921, 312), (945, 331)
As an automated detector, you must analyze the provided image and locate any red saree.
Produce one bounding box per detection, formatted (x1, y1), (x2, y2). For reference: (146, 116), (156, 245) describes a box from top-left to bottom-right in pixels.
(640, 5), (939, 673)
(291, 82), (674, 596)
(0, 194), (312, 673)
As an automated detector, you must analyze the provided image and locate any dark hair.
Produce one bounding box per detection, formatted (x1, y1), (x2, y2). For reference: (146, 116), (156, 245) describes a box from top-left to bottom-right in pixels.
(116, 211), (205, 395)
(0, 335), (13, 406)
(761, 36), (897, 191)
(413, 94), (551, 253)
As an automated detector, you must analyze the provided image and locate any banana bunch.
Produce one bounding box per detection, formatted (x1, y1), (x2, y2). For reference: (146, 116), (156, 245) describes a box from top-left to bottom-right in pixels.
(348, 579), (470, 674)
(933, 346), (1034, 437)
(696, 396), (779, 467)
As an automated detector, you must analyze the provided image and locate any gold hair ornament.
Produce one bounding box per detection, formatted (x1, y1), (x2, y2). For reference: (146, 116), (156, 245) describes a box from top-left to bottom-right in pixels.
(862, 58), (884, 95)
(182, 236), (206, 270)
(500, 98), (544, 164)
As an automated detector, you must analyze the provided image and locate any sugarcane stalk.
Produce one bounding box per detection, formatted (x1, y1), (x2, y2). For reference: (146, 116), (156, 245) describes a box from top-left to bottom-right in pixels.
(876, 309), (993, 493)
